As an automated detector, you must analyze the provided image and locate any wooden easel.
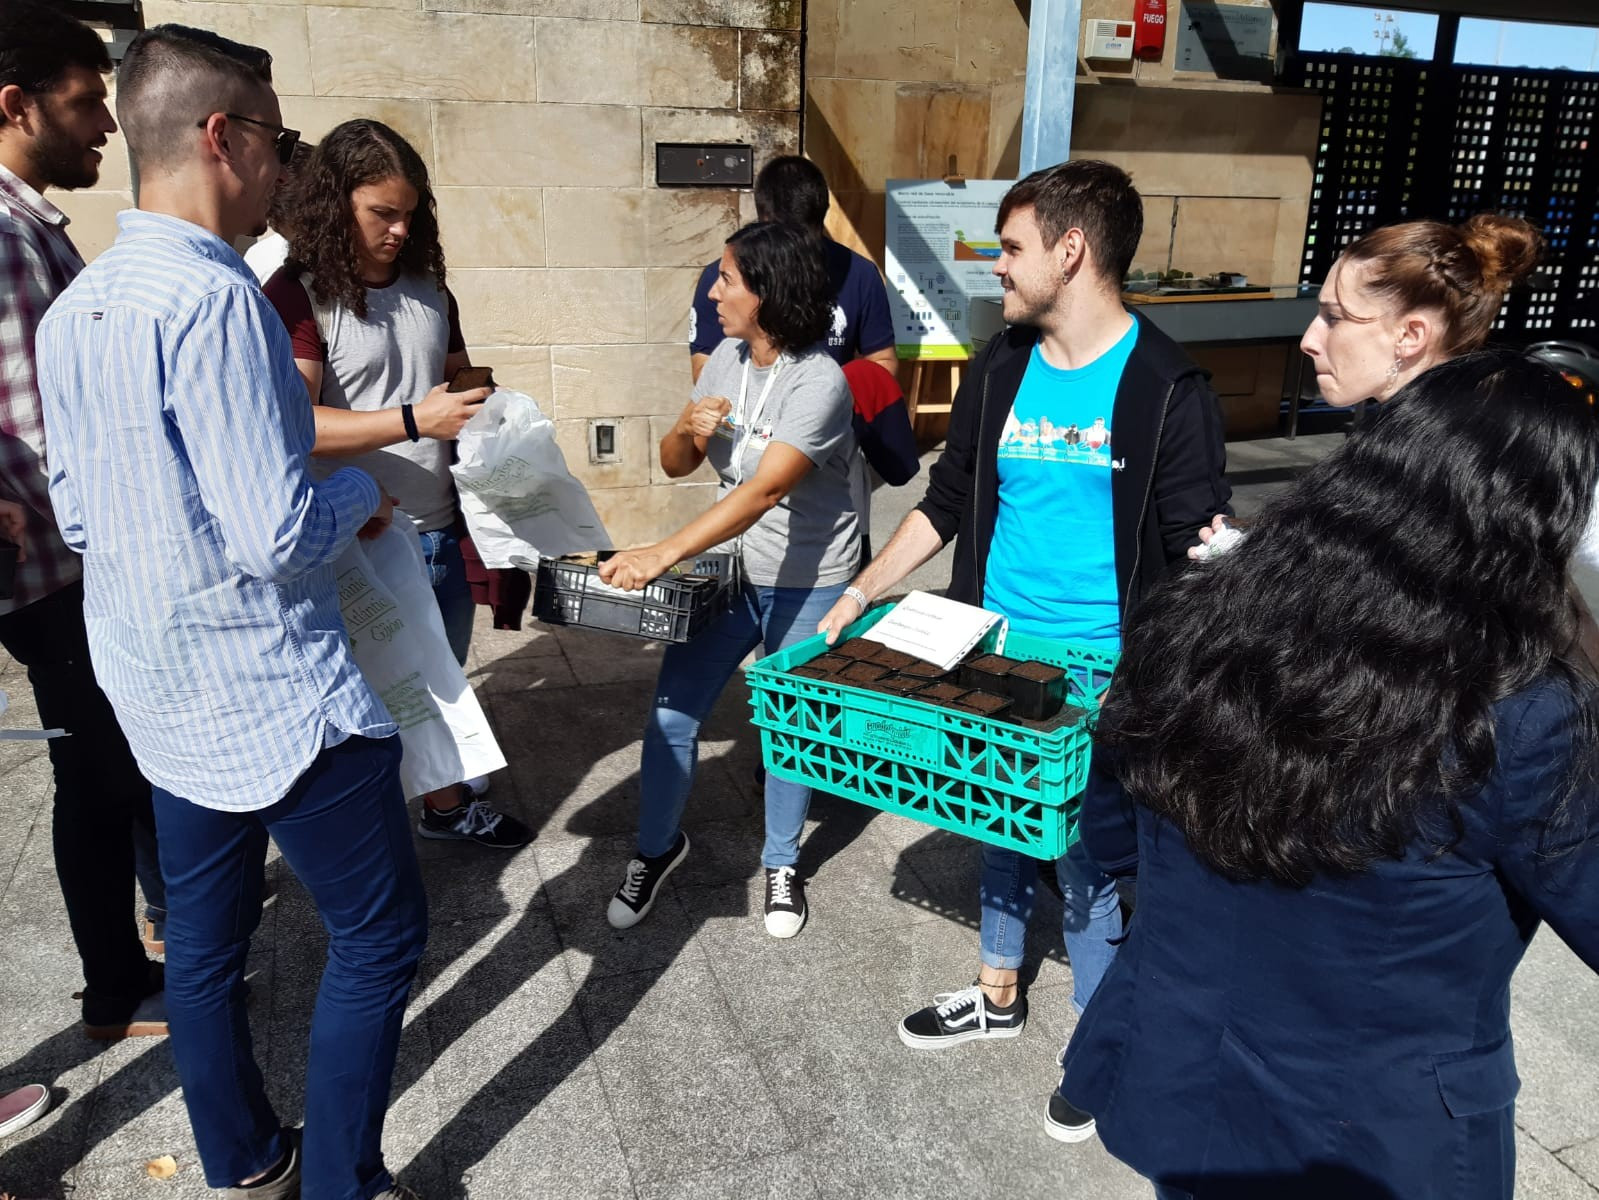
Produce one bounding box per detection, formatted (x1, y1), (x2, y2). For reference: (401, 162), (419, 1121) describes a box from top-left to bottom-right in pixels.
(905, 357), (966, 425)
(903, 155), (972, 428)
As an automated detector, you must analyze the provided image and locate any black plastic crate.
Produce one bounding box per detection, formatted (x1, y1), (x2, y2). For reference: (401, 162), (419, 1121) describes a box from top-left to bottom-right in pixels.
(531, 552), (734, 643)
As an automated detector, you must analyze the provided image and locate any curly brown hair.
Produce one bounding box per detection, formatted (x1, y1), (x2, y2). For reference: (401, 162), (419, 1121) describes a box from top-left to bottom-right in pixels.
(283, 119), (445, 319)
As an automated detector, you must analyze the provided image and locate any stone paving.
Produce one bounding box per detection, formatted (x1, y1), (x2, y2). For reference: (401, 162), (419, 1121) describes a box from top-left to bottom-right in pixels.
(0, 435), (1596, 1198)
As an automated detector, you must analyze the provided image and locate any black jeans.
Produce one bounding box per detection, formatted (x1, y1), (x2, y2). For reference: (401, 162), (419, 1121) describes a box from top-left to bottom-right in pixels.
(0, 581), (155, 1018)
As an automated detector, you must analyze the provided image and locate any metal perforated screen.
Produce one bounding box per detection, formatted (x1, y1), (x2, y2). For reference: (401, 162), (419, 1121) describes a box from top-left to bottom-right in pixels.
(1289, 52), (1599, 342)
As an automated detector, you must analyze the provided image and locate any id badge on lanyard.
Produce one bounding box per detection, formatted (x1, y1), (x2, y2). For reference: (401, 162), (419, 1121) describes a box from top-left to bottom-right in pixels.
(730, 352), (784, 487)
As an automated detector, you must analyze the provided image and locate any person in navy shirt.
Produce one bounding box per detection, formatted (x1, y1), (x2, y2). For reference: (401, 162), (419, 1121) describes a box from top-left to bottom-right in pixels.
(1071, 351), (1599, 1200)
(690, 156), (917, 560)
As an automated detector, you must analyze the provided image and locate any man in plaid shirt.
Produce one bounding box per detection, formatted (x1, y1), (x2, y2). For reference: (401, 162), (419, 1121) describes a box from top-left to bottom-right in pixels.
(0, 1), (165, 1037)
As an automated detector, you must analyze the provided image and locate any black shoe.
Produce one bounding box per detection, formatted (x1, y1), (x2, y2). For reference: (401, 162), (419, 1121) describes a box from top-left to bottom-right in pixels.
(763, 866), (806, 938)
(81, 959), (167, 1039)
(418, 795), (532, 849)
(606, 833), (690, 929)
(1044, 1089), (1097, 1143)
(898, 982), (1027, 1048)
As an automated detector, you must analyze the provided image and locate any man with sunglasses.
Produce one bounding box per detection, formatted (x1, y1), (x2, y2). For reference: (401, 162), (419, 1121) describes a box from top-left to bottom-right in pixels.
(36, 23), (426, 1200)
(0, 0), (169, 1039)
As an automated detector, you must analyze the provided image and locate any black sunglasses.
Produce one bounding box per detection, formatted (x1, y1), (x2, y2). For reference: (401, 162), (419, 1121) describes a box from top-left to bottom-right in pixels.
(196, 112), (302, 166)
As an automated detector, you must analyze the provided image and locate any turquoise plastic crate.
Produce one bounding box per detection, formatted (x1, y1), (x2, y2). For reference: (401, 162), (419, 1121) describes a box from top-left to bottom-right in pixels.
(746, 604), (1118, 858)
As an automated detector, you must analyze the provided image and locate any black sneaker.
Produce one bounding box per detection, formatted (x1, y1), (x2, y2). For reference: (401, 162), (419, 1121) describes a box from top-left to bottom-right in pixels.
(418, 797), (532, 849)
(1044, 1089), (1096, 1143)
(606, 832), (690, 929)
(763, 865), (806, 938)
(897, 983), (1027, 1048)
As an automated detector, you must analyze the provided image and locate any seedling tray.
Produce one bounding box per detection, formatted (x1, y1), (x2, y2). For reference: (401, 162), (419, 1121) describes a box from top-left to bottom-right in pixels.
(746, 604), (1117, 857)
(531, 552), (734, 644)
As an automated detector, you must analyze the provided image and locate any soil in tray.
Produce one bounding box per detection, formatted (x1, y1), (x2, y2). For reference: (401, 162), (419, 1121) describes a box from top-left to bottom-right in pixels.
(898, 658), (951, 682)
(952, 689), (1015, 720)
(839, 662), (892, 685)
(809, 653), (853, 676)
(915, 682), (968, 706)
(791, 665), (832, 680)
(867, 646), (919, 671)
(960, 653), (1018, 693)
(875, 675), (927, 697)
(831, 638), (881, 661)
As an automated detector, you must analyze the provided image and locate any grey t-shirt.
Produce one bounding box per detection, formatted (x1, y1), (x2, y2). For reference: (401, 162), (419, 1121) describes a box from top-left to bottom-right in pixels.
(696, 338), (860, 588)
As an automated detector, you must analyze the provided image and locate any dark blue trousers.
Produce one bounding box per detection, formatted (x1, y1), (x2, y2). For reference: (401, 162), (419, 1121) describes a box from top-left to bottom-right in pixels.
(154, 734), (427, 1200)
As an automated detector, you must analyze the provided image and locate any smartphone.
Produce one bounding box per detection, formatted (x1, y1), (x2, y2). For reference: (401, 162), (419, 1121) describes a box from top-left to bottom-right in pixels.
(448, 365), (495, 393)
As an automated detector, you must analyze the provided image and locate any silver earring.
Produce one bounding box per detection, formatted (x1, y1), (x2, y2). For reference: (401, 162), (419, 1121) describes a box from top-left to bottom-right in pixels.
(1386, 353), (1403, 384)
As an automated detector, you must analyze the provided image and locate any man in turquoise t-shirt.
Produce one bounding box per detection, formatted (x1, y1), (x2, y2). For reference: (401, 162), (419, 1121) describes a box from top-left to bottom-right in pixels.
(818, 159), (1230, 1146)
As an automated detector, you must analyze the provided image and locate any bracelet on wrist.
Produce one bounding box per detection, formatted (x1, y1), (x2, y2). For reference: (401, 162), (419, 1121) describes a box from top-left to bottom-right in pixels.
(401, 403), (420, 443)
(844, 585), (870, 613)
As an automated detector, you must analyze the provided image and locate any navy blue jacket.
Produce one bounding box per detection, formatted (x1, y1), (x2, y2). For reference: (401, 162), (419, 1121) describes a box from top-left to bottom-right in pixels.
(1063, 682), (1599, 1200)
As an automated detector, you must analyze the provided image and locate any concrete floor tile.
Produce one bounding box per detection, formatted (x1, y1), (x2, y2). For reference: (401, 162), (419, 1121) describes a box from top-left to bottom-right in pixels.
(0, 1054), (102, 1199)
(548, 626), (668, 685)
(634, 1147), (820, 1200)
(1516, 1128), (1599, 1199)
(433, 1066), (629, 1200)
(467, 653), (579, 696)
(1512, 930), (1599, 1151)
(1556, 1135), (1599, 1187)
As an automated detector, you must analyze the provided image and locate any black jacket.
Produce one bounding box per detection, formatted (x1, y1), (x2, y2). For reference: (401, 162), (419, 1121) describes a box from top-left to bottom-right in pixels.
(914, 311), (1230, 625)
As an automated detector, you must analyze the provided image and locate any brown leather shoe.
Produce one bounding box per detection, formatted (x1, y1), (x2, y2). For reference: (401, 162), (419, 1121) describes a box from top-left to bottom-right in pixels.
(83, 989), (167, 1040)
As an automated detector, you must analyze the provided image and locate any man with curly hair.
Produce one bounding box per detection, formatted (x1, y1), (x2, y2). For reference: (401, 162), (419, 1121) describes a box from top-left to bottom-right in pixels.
(263, 119), (532, 849)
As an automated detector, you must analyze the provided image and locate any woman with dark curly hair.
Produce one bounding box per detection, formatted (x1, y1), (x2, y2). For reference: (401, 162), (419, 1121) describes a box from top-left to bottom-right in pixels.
(599, 221), (859, 939)
(1061, 350), (1599, 1199)
(263, 119), (530, 849)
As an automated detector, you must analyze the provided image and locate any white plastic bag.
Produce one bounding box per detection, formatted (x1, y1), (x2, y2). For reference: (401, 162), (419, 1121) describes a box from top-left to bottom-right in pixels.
(450, 389), (611, 568)
(336, 523), (507, 799)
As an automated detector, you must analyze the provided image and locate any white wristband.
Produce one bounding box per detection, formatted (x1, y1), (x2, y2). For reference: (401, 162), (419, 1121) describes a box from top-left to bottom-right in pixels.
(843, 586), (869, 613)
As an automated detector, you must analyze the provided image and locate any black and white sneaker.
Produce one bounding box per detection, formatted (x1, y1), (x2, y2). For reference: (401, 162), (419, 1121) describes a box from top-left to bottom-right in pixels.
(417, 797), (532, 849)
(1044, 1090), (1096, 1143)
(763, 866), (806, 938)
(897, 983), (1027, 1049)
(606, 833), (690, 929)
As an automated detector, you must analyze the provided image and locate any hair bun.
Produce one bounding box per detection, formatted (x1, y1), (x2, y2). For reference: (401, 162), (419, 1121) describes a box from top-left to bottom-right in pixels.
(1459, 213), (1543, 293)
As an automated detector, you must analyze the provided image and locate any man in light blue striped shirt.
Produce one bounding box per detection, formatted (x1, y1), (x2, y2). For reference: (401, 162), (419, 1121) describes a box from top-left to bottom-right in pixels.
(38, 25), (427, 1200)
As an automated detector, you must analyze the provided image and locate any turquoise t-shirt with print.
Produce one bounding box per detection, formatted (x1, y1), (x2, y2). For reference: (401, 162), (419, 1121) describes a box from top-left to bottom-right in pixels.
(982, 320), (1137, 649)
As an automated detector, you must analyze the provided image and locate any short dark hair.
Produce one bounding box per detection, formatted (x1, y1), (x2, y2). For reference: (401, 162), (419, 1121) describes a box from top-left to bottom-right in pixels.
(995, 159), (1143, 286)
(0, 0), (112, 126)
(117, 24), (273, 174)
(753, 155), (830, 231)
(725, 221), (833, 353)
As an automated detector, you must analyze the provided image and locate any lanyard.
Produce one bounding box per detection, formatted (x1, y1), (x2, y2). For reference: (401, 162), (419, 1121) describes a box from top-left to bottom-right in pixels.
(732, 350), (784, 486)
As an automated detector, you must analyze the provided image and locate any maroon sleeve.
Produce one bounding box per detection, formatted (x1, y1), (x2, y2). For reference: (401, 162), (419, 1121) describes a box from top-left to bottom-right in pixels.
(261, 268), (326, 363)
(445, 287), (466, 355)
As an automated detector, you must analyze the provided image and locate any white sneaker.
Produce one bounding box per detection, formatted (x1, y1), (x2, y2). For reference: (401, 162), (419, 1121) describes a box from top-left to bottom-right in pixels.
(763, 866), (807, 938)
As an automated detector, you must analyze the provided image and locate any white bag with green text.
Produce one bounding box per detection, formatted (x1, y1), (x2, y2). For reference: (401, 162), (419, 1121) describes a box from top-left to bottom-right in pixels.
(450, 389), (611, 568)
(336, 522), (506, 798)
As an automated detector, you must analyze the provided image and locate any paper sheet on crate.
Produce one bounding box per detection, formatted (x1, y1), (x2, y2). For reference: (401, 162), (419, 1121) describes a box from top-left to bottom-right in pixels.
(861, 591), (1003, 671)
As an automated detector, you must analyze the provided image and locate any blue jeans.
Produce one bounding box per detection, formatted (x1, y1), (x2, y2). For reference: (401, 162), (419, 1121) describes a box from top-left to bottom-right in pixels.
(638, 580), (847, 868)
(154, 735), (428, 1200)
(979, 834), (1122, 1015)
(419, 526), (473, 667)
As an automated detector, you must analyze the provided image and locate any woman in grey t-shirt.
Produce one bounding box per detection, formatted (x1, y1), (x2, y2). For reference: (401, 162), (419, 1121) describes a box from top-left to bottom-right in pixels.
(600, 222), (860, 940)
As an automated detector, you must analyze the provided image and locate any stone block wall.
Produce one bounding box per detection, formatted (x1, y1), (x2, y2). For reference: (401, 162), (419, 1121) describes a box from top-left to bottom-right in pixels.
(58, 0), (803, 547)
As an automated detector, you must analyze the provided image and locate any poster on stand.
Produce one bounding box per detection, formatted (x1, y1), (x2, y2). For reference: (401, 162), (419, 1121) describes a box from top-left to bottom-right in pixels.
(885, 178), (1014, 359)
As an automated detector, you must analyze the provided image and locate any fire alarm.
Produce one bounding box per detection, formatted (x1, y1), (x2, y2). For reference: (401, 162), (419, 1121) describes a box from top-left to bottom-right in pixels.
(1134, 0), (1168, 62)
(1086, 18), (1136, 61)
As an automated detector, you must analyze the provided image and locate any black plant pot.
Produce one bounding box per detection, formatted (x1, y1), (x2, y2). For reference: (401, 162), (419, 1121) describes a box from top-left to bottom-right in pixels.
(1005, 660), (1067, 721)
